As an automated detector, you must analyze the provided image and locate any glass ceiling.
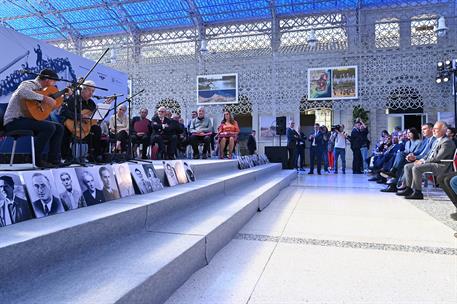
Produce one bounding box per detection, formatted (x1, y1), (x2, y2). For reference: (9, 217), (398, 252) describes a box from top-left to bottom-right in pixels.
(0, 0), (450, 41)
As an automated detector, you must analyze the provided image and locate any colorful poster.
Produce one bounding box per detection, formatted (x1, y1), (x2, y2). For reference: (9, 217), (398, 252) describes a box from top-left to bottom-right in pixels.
(308, 66), (358, 100)
(308, 68), (332, 100)
(197, 73), (238, 105)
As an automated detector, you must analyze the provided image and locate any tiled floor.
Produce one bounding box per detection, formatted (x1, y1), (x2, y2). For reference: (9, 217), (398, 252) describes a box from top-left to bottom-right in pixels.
(165, 172), (457, 304)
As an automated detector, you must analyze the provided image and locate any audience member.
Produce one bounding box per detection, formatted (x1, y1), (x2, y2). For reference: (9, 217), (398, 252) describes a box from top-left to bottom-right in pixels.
(109, 104), (129, 153)
(217, 111), (240, 159)
(150, 106), (177, 160)
(397, 121), (455, 200)
(247, 130), (257, 155)
(189, 106), (213, 159)
(131, 108), (151, 159)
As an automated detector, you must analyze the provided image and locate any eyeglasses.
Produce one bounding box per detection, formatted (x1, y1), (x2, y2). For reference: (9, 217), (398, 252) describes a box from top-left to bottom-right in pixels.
(158, 110), (165, 112)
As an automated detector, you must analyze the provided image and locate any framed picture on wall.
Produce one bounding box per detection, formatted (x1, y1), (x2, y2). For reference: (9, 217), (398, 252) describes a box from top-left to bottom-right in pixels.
(197, 73), (238, 105)
(308, 66), (358, 100)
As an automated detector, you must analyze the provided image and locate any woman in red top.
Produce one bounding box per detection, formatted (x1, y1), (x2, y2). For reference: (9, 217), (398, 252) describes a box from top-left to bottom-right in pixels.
(217, 111), (240, 159)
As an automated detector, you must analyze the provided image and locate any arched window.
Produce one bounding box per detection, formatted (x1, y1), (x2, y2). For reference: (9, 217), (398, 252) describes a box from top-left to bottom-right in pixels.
(387, 86), (423, 112)
(300, 95), (333, 127)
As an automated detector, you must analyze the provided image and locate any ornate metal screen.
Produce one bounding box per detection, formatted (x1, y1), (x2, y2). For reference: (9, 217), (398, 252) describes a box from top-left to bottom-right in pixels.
(49, 1), (457, 133)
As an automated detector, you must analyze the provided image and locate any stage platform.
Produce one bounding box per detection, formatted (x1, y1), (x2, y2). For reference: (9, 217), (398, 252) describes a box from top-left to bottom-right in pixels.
(0, 159), (295, 304)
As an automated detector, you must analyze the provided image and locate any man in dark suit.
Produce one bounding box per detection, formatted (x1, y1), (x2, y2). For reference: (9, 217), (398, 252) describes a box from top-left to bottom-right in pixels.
(286, 121), (300, 169)
(0, 175), (33, 225)
(31, 173), (64, 218)
(150, 107), (177, 160)
(247, 130), (257, 155)
(398, 121), (456, 200)
(308, 123), (324, 174)
(58, 172), (86, 211)
(81, 171), (105, 206)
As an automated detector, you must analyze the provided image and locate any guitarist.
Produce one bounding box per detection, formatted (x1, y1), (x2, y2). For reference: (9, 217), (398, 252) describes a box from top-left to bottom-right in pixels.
(60, 80), (103, 163)
(3, 69), (65, 168)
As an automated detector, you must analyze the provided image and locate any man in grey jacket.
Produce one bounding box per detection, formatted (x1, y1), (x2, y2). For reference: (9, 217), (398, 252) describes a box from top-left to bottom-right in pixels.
(3, 69), (66, 168)
(397, 121), (456, 200)
(189, 106), (213, 159)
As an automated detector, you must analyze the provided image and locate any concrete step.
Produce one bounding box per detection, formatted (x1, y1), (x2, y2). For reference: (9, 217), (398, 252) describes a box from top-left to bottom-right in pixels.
(0, 164), (295, 304)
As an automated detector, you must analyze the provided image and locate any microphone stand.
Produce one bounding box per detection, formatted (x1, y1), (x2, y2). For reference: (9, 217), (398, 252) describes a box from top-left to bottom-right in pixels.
(67, 49), (109, 165)
(103, 89), (145, 162)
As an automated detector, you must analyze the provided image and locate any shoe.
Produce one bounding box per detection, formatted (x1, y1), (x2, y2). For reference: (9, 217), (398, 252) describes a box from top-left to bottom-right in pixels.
(308, 171), (314, 175)
(202, 154), (208, 159)
(317, 171), (321, 175)
(299, 168), (305, 171)
(342, 171), (346, 174)
(380, 185), (397, 192)
(396, 186), (406, 191)
(405, 190), (424, 200)
(386, 178), (397, 185)
(193, 155), (199, 160)
(396, 187), (413, 196)
(450, 213), (457, 221)
(334, 171), (338, 174)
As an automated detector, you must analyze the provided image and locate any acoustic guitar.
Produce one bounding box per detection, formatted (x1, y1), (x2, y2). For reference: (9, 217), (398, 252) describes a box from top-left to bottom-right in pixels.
(64, 109), (97, 139)
(20, 86), (68, 121)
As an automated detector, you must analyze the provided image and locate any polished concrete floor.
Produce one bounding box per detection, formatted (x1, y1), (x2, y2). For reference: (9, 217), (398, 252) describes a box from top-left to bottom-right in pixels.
(165, 172), (457, 304)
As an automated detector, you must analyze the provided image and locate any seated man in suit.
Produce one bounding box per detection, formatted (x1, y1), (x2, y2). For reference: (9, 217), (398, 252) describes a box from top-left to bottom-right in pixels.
(397, 121), (456, 200)
(150, 107), (177, 160)
(31, 173), (64, 218)
(58, 172), (86, 210)
(81, 171), (105, 206)
(0, 176), (33, 225)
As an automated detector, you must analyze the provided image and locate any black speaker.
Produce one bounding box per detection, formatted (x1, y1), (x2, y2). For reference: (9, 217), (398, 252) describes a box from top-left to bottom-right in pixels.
(276, 116), (286, 136)
(265, 146), (288, 169)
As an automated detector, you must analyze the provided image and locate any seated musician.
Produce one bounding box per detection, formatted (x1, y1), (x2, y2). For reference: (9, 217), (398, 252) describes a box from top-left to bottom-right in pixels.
(60, 80), (104, 163)
(217, 111), (240, 159)
(131, 108), (151, 159)
(150, 106), (177, 160)
(109, 104), (129, 153)
(189, 106), (213, 159)
(3, 69), (66, 168)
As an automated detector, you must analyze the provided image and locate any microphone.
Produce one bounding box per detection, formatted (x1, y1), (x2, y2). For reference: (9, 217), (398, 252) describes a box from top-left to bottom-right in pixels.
(93, 94), (124, 99)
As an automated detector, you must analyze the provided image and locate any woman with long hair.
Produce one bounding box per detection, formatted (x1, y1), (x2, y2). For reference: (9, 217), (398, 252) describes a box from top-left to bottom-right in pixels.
(217, 111), (240, 159)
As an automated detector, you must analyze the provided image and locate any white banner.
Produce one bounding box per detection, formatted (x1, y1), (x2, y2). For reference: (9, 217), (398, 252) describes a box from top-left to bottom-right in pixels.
(0, 27), (128, 104)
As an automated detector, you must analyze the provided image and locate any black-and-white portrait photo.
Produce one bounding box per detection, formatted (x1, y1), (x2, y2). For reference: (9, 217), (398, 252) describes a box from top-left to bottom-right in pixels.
(22, 171), (65, 218)
(173, 160), (189, 184)
(129, 164), (152, 194)
(52, 168), (86, 211)
(163, 161), (179, 187)
(0, 173), (33, 226)
(142, 164), (164, 192)
(183, 161), (196, 182)
(112, 163), (135, 197)
(75, 168), (106, 206)
(97, 166), (120, 201)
